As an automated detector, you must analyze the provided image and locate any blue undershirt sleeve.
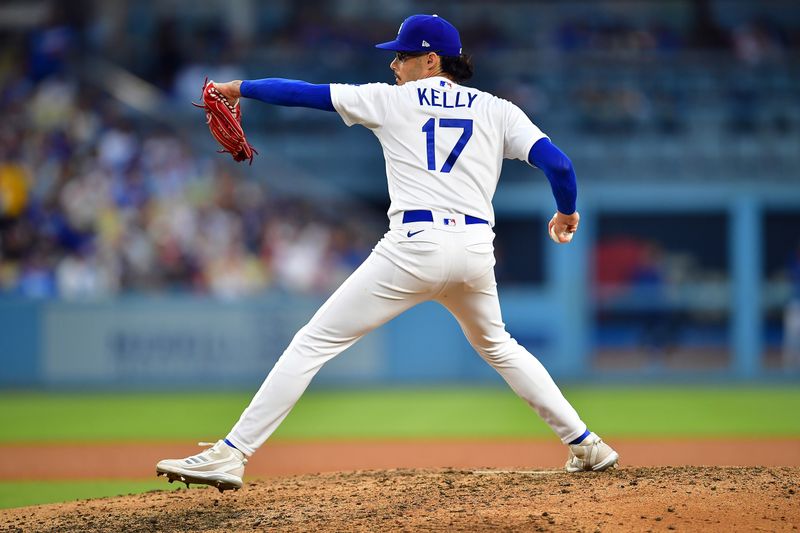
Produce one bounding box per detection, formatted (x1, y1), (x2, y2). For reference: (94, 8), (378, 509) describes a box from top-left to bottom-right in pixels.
(240, 78), (335, 112)
(528, 138), (577, 215)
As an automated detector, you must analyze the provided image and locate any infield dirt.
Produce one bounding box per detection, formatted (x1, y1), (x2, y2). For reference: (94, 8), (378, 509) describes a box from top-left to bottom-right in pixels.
(2, 466), (798, 532)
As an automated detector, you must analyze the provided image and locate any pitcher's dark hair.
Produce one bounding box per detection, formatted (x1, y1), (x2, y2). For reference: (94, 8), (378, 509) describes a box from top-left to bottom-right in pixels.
(440, 54), (474, 83)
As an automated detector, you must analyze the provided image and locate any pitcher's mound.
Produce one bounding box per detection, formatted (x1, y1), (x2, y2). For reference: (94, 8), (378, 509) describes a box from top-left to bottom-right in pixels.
(3, 467), (798, 532)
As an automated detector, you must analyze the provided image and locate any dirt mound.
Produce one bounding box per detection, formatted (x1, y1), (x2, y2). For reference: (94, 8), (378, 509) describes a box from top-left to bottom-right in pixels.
(2, 467), (798, 532)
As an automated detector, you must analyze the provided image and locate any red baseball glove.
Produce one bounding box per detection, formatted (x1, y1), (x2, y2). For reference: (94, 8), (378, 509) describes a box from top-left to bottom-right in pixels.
(193, 78), (257, 164)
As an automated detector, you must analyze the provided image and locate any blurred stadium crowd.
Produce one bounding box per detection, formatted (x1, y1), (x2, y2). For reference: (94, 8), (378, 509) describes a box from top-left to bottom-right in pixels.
(0, 0), (798, 300)
(0, 74), (376, 299)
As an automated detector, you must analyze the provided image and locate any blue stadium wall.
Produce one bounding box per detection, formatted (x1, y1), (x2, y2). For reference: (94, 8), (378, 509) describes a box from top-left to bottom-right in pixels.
(2, 182), (799, 388)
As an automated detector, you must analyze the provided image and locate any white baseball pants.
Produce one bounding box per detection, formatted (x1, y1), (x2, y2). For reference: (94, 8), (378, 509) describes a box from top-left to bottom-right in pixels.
(227, 216), (587, 455)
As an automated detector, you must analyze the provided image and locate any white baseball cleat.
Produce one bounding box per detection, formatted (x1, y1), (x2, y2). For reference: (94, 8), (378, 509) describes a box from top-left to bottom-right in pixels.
(564, 432), (619, 472)
(156, 440), (247, 492)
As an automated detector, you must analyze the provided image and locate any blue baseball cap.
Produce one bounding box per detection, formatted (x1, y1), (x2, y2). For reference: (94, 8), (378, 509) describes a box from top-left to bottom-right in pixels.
(376, 14), (462, 57)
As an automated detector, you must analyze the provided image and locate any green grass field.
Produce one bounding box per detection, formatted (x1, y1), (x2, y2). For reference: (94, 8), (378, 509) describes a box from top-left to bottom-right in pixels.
(2, 386), (799, 509)
(0, 480), (190, 510)
(3, 386), (800, 443)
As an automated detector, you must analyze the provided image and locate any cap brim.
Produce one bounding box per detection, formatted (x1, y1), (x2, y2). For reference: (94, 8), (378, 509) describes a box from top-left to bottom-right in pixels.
(375, 40), (420, 52)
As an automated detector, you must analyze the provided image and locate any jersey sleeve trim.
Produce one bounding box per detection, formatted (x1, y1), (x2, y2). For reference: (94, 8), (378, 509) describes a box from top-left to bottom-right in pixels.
(522, 133), (550, 167)
(329, 83), (357, 127)
(329, 83), (392, 129)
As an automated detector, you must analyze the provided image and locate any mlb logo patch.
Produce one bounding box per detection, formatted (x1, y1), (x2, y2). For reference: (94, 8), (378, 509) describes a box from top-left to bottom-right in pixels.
(443, 218), (457, 226)
(439, 80), (452, 89)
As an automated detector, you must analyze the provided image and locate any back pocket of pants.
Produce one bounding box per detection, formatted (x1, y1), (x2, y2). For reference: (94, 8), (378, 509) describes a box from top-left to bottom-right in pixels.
(397, 240), (440, 254)
(465, 241), (496, 279)
(466, 242), (494, 255)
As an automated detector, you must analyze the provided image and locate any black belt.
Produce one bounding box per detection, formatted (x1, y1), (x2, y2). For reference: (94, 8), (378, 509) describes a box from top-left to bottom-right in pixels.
(402, 210), (489, 225)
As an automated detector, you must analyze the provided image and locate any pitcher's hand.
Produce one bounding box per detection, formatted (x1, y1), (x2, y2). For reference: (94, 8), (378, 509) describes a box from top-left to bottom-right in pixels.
(548, 211), (580, 244)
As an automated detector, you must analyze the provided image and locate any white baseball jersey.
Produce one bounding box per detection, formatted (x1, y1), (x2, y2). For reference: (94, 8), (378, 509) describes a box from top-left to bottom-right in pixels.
(330, 76), (548, 226)
(226, 76), (588, 458)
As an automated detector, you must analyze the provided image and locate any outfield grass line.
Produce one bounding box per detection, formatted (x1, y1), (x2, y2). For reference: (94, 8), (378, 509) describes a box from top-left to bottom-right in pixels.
(2, 387), (799, 442)
(4, 433), (800, 446)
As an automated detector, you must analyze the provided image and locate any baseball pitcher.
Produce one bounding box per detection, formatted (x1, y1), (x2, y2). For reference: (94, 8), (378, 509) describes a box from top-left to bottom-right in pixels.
(157, 14), (618, 492)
